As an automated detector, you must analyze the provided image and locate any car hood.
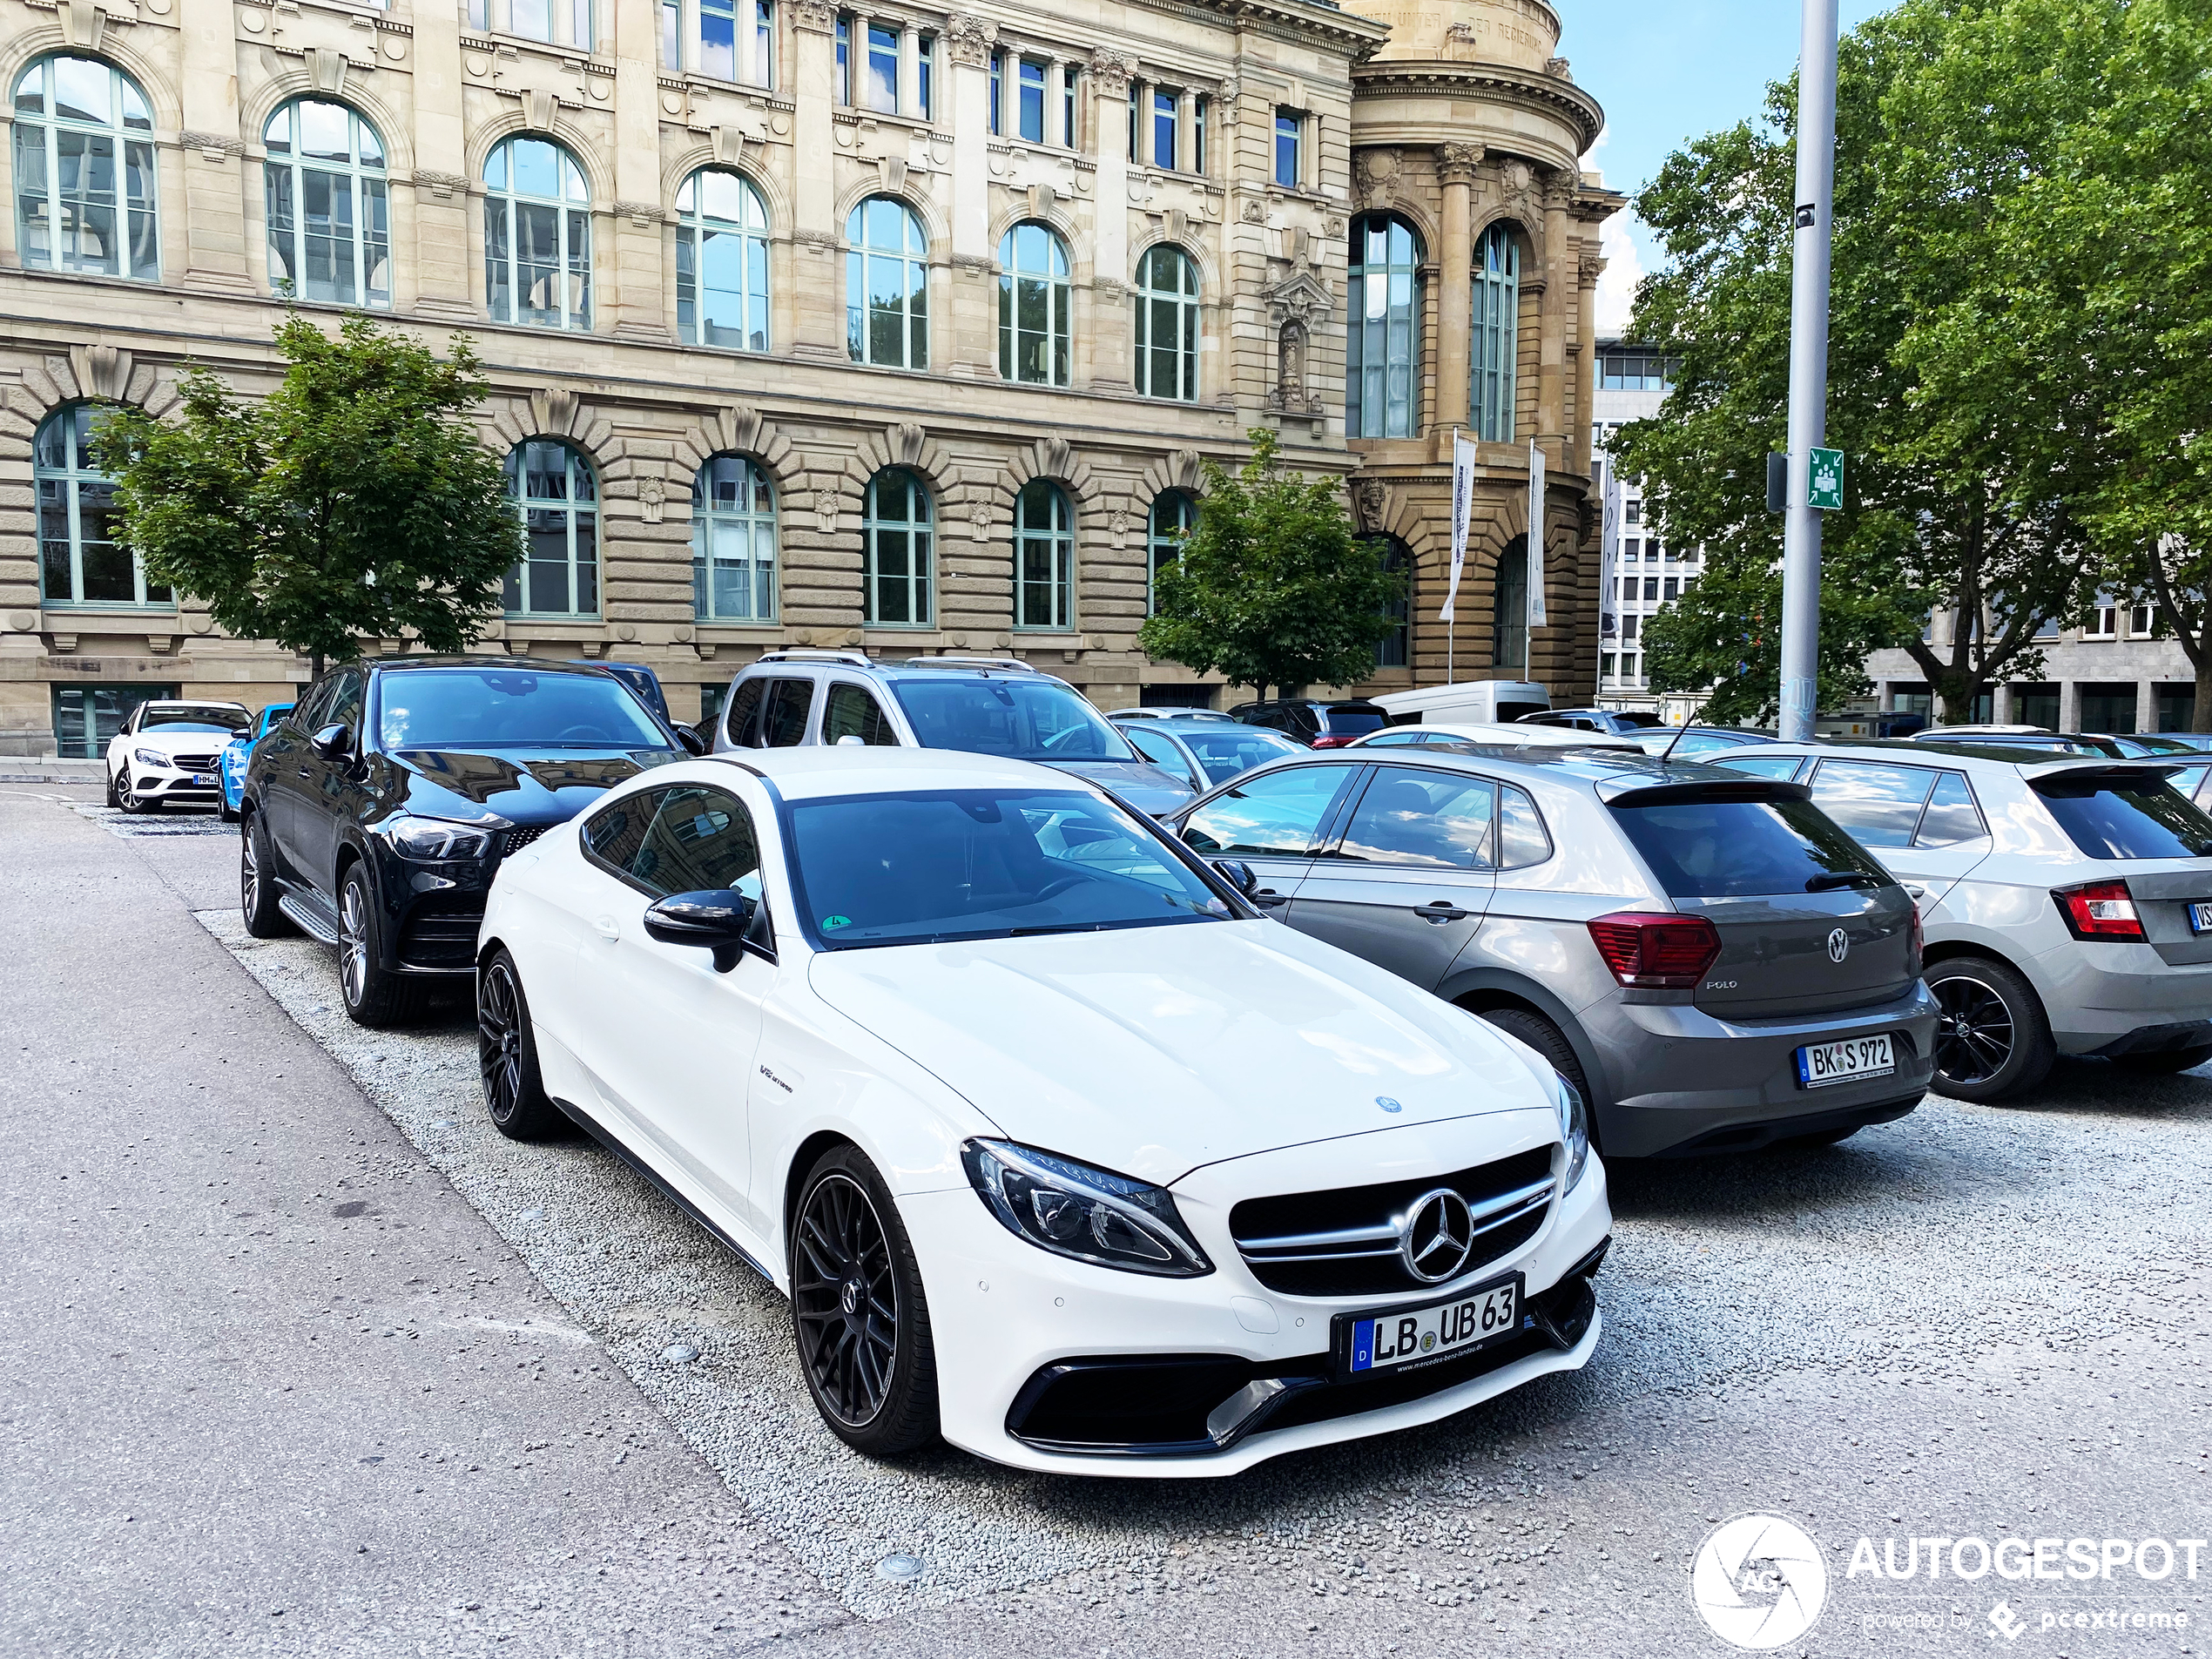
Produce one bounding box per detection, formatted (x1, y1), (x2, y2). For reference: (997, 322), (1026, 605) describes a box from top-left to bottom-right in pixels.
(384, 745), (680, 824)
(132, 729), (246, 752)
(806, 921), (1554, 1185)
(1045, 758), (1197, 817)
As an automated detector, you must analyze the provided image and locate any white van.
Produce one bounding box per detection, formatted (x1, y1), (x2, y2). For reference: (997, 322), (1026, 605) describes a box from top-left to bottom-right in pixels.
(1371, 679), (1551, 727)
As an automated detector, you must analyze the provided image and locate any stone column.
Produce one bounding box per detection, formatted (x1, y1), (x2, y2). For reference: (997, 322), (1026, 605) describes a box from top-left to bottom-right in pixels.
(177, 0), (251, 290)
(898, 23), (920, 118)
(791, 0), (845, 358)
(1043, 56), (1064, 145)
(1090, 51), (1132, 391)
(1536, 171), (1570, 462)
(1175, 88), (1197, 175)
(612, 0), (670, 338)
(2137, 678), (2160, 736)
(1991, 682), (2013, 724)
(946, 13), (998, 375)
(1433, 144), (1480, 432)
(410, 0), (476, 316)
(1575, 247), (1604, 476)
(2059, 678), (2082, 732)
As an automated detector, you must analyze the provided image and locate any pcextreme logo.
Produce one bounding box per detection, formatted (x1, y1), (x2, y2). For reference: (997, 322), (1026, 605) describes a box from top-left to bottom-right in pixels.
(1689, 1514), (1829, 1649)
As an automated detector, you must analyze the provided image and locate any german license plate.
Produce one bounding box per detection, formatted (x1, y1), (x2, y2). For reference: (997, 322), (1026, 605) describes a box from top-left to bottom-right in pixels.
(2188, 902), (2212, 935)
(1338, 1275), (1521, 1379)
(1795, 1032), (1896, 1089)
(192, 773), (215, 786)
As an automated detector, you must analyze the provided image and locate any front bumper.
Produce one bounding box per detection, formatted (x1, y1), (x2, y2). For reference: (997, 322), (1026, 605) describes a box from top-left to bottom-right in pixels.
(121, 760), (223, 803)
(1586, 981), (1939, 1157)
(903, 1111), (1610, 1477)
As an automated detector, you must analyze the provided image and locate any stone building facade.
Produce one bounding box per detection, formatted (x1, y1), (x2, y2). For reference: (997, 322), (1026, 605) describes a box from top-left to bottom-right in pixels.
(0, 0), (1615, 753)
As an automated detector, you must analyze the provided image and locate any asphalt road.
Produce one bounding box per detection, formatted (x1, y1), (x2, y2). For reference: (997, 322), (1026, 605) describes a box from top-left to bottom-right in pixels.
(4, 782), (2208, 1658)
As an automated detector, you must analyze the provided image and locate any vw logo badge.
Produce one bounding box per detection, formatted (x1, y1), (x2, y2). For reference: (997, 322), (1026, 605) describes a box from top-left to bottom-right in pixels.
(1826, 927), (1850, 964)
(1375, 1096), (1403, 1113)
(1397, 1187), (1475, 1284)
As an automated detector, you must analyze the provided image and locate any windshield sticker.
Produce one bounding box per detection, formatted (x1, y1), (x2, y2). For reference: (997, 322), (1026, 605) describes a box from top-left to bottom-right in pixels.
(821, 914), (853, 931)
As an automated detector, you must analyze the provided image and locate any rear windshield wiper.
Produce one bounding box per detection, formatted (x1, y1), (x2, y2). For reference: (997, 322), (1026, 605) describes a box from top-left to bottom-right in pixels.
(1805, 870), (1883, 892)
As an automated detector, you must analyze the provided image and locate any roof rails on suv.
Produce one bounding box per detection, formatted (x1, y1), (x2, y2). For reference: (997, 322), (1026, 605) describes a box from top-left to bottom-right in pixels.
(896, 654), (1040, 674)
(754, 647), (874, 670)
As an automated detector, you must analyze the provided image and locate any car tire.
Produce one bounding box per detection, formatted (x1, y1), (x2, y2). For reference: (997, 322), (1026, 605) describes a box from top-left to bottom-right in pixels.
(477, 949), (568, 1140)
(1473, 1005), (1601, 1152)
(105, 765), (121, 810)
(240, 812), (297, 940)
(2110, 1044), (2212, 1076)
(1926, 954), (2055, 1103)
(789, 1144), (940, 1458)
(338, 862), (421, 1028)
(116, 768), (149, 814)
(219, 795), (239, 824)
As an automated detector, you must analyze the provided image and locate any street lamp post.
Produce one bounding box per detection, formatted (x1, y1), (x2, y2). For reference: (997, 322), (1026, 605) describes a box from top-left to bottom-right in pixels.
(1777, 0), (1840, 742)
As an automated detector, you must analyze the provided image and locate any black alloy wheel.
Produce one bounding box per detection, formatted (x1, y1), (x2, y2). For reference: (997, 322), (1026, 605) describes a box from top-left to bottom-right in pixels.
(1926, 954), (2054, 1103)
(790, 1148), (938, 1456)
(337, 863), (420, 1028)
(239, 812), (295, 939)
(477, 949), (564, 1139)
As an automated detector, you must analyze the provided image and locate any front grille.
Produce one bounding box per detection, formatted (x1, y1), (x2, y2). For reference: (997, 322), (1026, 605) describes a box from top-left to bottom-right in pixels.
(1230, 1146), (1554, 1298)
(398, 897), (487, 971)
(502, 825), (552, 855)
(172, 752), (219, 772)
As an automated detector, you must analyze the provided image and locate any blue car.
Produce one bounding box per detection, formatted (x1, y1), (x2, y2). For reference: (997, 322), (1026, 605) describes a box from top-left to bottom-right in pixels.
(219, 702), (293, 821)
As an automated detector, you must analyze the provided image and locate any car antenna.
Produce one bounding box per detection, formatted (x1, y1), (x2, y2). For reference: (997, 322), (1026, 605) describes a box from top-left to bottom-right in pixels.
(1656, 716), (1692, 765)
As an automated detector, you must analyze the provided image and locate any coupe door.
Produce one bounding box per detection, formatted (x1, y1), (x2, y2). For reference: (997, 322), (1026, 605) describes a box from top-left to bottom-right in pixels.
(1280, 765), (1497, 989)
(1177, 762), (1360, 912)
(577, 782), (774, 1232)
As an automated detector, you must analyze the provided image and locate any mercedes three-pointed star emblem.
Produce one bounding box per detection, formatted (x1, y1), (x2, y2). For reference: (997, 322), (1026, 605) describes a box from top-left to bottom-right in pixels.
(1397, 1187), (1476, 1285)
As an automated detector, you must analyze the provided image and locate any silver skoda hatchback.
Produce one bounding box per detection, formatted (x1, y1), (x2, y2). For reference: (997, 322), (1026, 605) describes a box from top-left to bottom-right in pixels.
(1168, 738), (1938, 1157)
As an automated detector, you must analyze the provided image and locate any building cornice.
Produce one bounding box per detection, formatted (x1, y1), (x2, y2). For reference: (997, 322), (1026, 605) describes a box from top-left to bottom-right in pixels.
(1352, 58), (1603, 153)
(1130, 0), (1391, 58)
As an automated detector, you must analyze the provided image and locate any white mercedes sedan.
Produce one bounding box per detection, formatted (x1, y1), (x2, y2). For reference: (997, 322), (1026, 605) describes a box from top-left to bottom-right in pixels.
(475, 747), (1609, 1476)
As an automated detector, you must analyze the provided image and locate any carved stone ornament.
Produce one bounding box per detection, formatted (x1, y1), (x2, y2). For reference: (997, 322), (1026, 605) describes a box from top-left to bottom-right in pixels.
(1545, 56), (1574, 80)
(792, 0), (836, 34)
(1353, 478), (1387, 532)
(306, 46), (351, 95)
(1578, 253), (1607, 287)
(1215, 77), (1239, 113)
(58, 0), (107, 52)
(1435, 141), (1483, 185)
(614, 200), (664, 226)
(1259, 266), (1333, 326)
(1324, 216), (1345, 238)
(1353, 149), (1398, 210)
(183, 132), (247, 160)
(524, 88), (557, 131)
(1086, 47), (1130, 94)
(947, 13), (998, 67)
(414, 169), (468, 199)
(968, 498), (993, 542)
(1238, 198), (1264, 225)
(1276, 320), (1308, 405)
(1107, 508), (1131, 548)
(638, 476), (667, 523)
(70, 343), (132, 401)
(816, 496), (840, 533)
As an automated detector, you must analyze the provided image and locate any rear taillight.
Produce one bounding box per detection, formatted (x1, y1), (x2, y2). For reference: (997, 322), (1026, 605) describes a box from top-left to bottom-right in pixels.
(1309, 734), (1359, 749)
(1907, 905), (1924, 975)
(1585, 911), (1723, 988)
(2054, 880), (2144, 941)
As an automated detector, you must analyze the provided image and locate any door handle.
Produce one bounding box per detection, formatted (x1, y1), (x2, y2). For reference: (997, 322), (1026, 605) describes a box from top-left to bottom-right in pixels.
(1416, 901), (1472, 923)
(1251, 888), (1291, 908)
(592, 915), (621, 941)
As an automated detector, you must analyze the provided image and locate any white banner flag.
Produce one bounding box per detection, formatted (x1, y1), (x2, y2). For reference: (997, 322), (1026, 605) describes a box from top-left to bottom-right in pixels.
(1598, 457), (1621, 642)
(1527, 440), (1548, 629)
(1440, 431), (1478, 624)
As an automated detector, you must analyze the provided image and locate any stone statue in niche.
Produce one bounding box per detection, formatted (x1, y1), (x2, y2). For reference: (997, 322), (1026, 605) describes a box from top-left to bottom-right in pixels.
(1274, 320), (1309, 412)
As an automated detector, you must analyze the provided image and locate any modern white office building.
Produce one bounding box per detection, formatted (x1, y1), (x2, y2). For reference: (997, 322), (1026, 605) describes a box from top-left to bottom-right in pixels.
(1588, 338), (1700, 718)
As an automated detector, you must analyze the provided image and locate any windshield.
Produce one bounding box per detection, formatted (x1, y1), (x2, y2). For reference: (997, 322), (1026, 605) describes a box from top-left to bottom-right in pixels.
(887, 677), (1136, 761)
(2034, 777), (2212, 859)
(1179, 727), (1305, 785)
(787, 787), (1231, 948)
(143, 705), (249, 734)
(376, 671), (673, 751)
(1611, 793), (1892, 898)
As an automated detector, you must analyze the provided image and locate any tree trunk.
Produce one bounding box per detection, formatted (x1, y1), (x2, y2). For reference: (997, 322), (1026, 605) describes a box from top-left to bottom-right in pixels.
(2196, 651), (2212, 735)
(311, 651), (325, 679)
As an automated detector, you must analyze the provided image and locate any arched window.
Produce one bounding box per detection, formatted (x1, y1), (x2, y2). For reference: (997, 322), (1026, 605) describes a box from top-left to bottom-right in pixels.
(997, 221), (1070, 387)
(691, 455), (776, 622)
(675, 167), (769, 350)
(1345, 214), (1421, 439)
(846, 196), (928, 368)
(484, 137), (591, 332)
(1147, 490), (1196, 615)
(1373, 536), (1411, 667)
(264, 98), (389, 308)
(1492, 534), (1527, 678)
(503, 440), (598, 616)
(1471, 223), (1521, 442)
(1132, 245), (1199, 402)
(862, 469), (932, 625)
(12, 56), (158, 281)
(36, 405), (166, 607)
(1013, 479), (1073, 631)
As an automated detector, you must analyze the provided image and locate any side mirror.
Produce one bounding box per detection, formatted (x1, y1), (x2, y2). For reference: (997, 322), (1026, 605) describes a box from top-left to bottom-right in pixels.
(311, 723), (354, 760)
(644, 888), (765, 973)
(674, 724), (708, 756)
(1212, 858), (1259, 899)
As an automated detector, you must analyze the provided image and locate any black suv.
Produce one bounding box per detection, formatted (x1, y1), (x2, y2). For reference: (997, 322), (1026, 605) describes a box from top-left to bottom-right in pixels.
(239, 656), (691, 1025)
(1229, 697), (1389, 749)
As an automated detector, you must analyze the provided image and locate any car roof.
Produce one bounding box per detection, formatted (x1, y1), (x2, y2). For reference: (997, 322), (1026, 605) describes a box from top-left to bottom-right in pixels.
(358, 654), (618, 678)
(1727, 738), (2189, 779)
(1140, 718), (1290, 735)
(1371, 722), (1642, 751)
(141, 698), (249, 711)
(1251, 740), (1756, 796)
(701, 745), (1096, 802)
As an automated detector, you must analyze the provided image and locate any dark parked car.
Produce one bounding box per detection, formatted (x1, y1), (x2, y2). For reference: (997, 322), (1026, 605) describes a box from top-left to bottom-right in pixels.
(239, 657), (691, 1026)
(569, 658), (670, 724)
(1230, 697), (1390, 749)
(1515, 707), (1665, 737)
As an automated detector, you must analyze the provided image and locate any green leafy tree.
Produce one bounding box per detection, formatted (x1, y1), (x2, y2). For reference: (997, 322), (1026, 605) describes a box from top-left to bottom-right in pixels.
(1892, 0), (2212, 727)
(1138, 428), (1402, 703)
(95, 313), (523, 677)
(1619, 2), (2098, 725)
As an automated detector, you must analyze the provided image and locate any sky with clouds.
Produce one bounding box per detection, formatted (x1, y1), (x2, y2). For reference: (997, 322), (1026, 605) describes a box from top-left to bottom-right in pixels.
(1563, 0), (1891, 336)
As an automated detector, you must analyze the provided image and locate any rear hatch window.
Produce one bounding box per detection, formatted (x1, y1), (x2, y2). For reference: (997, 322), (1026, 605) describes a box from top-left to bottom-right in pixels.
(2033, 775), (2212, 860)
(1496, 701), (1549, 724)
(1609, 793), (1891, 898)
(1319, 704), (1386, 737)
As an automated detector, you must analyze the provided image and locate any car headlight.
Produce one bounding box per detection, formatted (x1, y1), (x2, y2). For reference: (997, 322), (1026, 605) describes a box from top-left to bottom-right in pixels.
(961, 1140), (1213, 1278)
(132, 746), (166, 769)
(1556, 1072), (1591, 1192)
(381, 813), (500, 860)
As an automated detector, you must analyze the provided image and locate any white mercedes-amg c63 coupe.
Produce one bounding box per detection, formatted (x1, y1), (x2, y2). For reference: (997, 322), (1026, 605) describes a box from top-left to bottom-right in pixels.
(475, 747), (1609, 1475)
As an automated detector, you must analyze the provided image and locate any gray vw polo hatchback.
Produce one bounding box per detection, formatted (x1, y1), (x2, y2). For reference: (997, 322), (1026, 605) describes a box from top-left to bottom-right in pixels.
(1170, 735), (1938, 1157)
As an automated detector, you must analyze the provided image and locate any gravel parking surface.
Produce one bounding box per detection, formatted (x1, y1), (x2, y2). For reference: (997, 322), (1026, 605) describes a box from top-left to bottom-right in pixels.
(195, 902), (2212, 1646)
